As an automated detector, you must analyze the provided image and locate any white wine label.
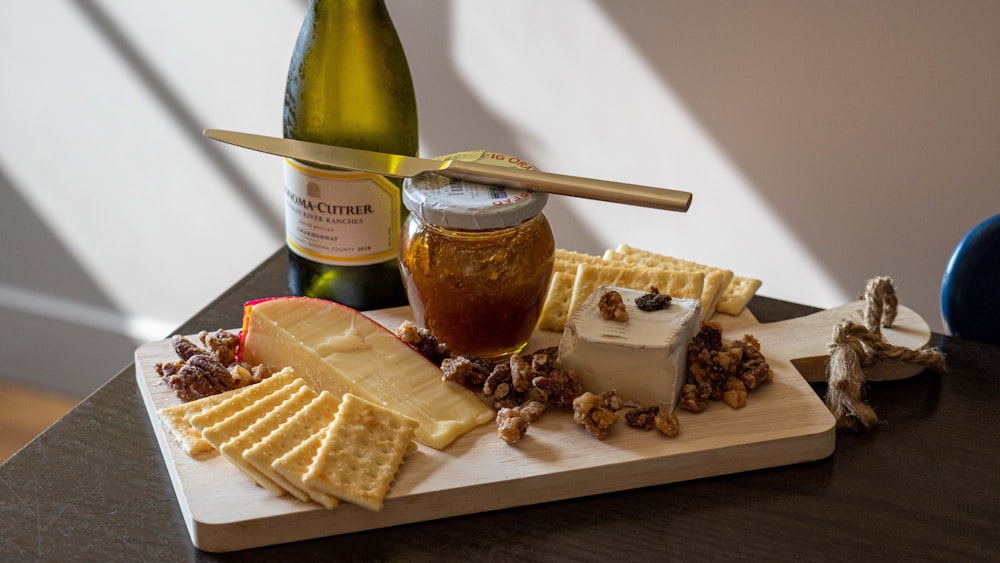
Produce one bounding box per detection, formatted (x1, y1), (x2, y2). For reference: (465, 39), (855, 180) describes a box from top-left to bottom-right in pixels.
(284, 159), (400, 266)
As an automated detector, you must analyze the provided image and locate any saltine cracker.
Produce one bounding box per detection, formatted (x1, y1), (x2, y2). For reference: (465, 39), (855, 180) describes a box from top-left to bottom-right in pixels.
(248, 390), (343, 509)
(303, 393), (418, 512)
(568, 263), (705, 320)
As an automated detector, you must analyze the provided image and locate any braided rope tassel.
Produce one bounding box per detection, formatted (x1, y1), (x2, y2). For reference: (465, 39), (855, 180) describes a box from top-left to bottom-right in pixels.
(825, 278), (945, 430)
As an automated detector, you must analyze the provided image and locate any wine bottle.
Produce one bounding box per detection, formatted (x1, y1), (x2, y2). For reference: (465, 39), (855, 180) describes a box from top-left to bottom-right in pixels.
(283, 0), (418, 311)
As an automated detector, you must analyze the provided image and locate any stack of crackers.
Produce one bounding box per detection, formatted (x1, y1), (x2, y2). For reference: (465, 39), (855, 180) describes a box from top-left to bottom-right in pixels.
(538, 244), (762, 331)
(157, 368), (417, 512)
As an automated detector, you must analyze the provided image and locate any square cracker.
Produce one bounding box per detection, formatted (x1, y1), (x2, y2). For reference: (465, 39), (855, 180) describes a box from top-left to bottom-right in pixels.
(248, 390), (343, 510)
(568, 263), (705, 320)
(220, 384), (319, 501)
(613, 244), (760, 315)
(192, 375), (305, 495)
(273, 423), (335, 508)
(716, 275), (763, 315)
(603, 248), (731, 319)
(537, 271), (578, 331)
(186, 368), (298, 436)
(303, 393), (418, 512)
(157, 387), (244, 456)
(537, 250), (607, 331)
(553, 248), (606, 272)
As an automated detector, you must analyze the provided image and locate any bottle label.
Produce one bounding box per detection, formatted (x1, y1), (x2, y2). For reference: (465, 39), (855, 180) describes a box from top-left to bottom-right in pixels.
(284, 159), (400, 266)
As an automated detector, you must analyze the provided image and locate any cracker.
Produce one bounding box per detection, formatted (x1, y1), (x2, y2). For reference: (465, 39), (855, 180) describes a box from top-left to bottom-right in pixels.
(192, 375), (305, 495)
(303, 393), (419, 512)
(553, 248), (606, 272)
(537, 271), (578, 331)
(603, 249), (731, 319)
(716, 275), (763, 315)
(156, 387), (244, 456)
(187, 368), (297, 435)
(273, 424), (335, 507)
(538, 249), (612, 331)
(220, 384), (318, 501)
(612, 244), (760, 315)
(248, 391), (343, 510)
(568, 263), (705, 319)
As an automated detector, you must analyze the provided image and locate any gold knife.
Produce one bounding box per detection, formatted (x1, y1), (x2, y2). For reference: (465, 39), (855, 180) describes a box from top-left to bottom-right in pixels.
(204, 129), (691, 213)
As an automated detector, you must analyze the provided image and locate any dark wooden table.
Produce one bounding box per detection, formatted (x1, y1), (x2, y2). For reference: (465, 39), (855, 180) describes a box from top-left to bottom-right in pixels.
(2, 248), (998, 561)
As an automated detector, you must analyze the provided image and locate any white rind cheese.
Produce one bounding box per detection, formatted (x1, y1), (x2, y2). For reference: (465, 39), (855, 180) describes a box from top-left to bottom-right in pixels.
(239, 297), (495, 450)
(558, 286), (702, 412)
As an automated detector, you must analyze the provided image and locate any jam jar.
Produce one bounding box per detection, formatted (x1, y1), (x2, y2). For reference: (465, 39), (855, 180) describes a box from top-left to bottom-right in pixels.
(399, 150), (555, 361)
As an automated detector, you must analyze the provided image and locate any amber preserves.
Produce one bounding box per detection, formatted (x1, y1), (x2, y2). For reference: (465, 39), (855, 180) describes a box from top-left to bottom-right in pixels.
(399, 151), (554, 360)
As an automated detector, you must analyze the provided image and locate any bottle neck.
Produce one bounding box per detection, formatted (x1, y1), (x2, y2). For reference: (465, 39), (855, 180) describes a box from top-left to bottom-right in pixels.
(311, 0), (389, 20)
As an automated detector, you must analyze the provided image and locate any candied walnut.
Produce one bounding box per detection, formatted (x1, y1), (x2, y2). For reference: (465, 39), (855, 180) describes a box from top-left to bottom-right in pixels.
(395, 321), (450, 365)
(174, 362), (226, 400)
(722, 377), (748, 409)
(171, 335), (205, 361)
(489, 346), (582, 408)
(495, 400), (547, 445)
(227, 363), (271, 388)
(162, 331), (273, 400)
(691, 321), (724, 351)
(155, 359), (184, 379)
(598, 290), (628, 322)
(159, 351), (252, 400)
(228, 364), (250, 387)
(635, 287), (672, 311)
(198, 329), (239, 366)
(496, 408), (527, 444)
(734, 337), (773, 389)
(625, 406), (660, 430)
(602, 390), (624, 411)
(166, 378), (202, 401)
(188, 354), (236, 383)
(678, 383), (707, 413)
(156, 360), (190, 397)
(483, 363), (526, 409)
(654, 412), (680, 437)
(572, 390), (623, 440)
(164, 353), (252, 401)
(517, 400), (546, 423)
(532, 367), (583, 409)
(441, 355), (492, 389)
(685, 323), (772, 411)
(529, 346), (559, 372)
(249, 363), (273, 383)
(508, 354), (535, 393)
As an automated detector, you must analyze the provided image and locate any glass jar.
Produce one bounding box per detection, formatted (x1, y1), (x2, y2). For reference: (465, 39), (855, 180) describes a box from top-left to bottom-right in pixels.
(399, 151), (555, 360)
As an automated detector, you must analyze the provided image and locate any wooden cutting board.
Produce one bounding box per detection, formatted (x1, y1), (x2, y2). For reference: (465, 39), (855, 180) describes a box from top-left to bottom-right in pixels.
(135, 300), (930, 552)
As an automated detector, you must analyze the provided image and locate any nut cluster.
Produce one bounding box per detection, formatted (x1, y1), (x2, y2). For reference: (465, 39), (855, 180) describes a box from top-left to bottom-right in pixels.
(156, 330), (272, 400)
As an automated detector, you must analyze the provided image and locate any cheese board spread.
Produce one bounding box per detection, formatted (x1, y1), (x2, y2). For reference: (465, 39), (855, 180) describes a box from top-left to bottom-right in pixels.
(135, 299), (930, 552)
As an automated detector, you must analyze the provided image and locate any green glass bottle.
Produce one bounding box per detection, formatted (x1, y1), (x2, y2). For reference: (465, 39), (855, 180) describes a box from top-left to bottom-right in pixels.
(283, 0), (418, 311)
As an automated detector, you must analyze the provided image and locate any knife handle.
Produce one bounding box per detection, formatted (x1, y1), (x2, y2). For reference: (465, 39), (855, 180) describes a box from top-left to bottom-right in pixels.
(442, 160), (692, 213)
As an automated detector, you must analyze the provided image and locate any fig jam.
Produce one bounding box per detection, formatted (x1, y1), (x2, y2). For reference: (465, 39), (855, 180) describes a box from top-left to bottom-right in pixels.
(399, 151), (554, 360)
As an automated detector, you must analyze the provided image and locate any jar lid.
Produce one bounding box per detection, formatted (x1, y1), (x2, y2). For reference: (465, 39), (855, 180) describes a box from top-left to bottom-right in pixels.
(402, 150), (548, 230)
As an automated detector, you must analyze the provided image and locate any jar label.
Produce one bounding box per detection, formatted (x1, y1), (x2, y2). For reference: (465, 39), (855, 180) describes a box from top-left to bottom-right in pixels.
(284, 159), (400, 266)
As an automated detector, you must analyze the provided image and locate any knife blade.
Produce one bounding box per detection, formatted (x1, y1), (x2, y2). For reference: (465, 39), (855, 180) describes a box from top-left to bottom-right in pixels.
(204, 129), (692, 212)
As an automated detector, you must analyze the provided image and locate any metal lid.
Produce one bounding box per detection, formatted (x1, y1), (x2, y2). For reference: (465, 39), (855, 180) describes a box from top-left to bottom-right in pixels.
(402, 150), (548, 230)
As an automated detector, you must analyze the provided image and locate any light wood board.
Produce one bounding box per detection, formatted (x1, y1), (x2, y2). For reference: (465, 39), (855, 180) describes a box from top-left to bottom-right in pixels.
(135, 301), (929, 552)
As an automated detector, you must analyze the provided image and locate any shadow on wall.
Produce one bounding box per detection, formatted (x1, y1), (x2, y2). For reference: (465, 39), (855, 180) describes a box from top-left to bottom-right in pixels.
(393, 0), (1000, 333)
(596, 0), (1000, 319)
(388, 0), (606, 253)
(70, 0), (283, 238)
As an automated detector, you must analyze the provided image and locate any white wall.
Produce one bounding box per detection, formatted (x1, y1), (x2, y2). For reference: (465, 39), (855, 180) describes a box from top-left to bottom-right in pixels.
(2, 0), (998, 395)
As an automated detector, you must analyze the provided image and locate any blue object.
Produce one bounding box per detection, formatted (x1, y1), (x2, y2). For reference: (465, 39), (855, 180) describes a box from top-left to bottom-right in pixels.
(941, 213), (1000, 345)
